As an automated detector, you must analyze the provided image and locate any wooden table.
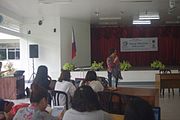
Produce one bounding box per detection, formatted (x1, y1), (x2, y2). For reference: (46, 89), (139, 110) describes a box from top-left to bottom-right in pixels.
(106, 86), (159, 107)
(155, 73), (180, 88)
(0, 76), (25, 99)
(98, 87), (159, 114)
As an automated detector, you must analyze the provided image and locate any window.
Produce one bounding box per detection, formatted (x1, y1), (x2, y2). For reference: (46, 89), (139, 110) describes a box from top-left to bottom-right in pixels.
(0, 43), (20, 60)
(0, 49), (7, 60)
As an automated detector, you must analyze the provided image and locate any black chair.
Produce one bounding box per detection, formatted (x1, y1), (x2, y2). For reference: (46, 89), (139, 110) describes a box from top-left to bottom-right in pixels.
(51, 90), (69, 110)
(97, 76), (109, 87)
(97, 91), (124, 114)
(110, 92), (124, 114)
(49, 80), (57, 90)
(159, 69), (174, 97)
(97, 91), (111, 113)
(74, 78), (85, 88)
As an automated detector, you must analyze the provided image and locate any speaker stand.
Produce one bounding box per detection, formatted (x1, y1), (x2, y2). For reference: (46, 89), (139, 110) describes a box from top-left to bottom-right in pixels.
(28, 58), (36, 83)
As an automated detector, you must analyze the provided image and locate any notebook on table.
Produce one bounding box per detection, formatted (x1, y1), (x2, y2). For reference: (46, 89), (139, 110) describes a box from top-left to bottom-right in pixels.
(51, 106), (65, 117)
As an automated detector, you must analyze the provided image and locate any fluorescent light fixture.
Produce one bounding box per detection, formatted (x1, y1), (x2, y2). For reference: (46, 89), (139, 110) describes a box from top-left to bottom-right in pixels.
(98, 21), (118, 25)
(166, 21), (180, 24)
(133, 20), (151, 24)
(99, 17), (121, 20)
(139, 12), (160, 20)
(39, 0), (72, 4)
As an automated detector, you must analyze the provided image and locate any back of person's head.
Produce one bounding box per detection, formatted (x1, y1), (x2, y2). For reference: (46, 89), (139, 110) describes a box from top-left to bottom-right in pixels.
(72, 85), (100, 112)
(109, 48), (116, 56)
(85, 70), (97, 82)
(58, 70), (71, 82)
(35, 65), (48, 77)
(33, 65), (50, 89)
(30, 83), (48, 104)
(124, 97), (155, 120)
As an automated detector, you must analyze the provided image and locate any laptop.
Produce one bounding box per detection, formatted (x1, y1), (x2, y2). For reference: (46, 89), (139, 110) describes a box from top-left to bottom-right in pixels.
(153, 107), (161, 120)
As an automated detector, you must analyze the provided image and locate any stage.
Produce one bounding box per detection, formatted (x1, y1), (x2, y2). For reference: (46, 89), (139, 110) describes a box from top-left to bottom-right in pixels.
(71, 69), (179, 86)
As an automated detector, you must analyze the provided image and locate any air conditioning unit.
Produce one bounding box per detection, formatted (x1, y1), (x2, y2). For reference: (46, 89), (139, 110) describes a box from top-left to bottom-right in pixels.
(0, 14), (20, 32)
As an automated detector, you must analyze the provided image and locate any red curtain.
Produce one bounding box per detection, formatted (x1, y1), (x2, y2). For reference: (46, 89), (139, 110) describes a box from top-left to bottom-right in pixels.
(91, 26), (180, 67)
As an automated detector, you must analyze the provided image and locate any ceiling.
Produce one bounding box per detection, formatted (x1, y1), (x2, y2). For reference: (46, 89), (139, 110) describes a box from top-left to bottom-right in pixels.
(0, 0), (180, 26)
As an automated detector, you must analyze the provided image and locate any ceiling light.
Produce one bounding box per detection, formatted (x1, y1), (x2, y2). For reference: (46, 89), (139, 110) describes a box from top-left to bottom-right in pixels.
(98, 21), (118, 25)
(99, 17), (121, 20)
(166, 21), (180, 24)
(139, 12), (160, 20)
(133, 20), (151, 24)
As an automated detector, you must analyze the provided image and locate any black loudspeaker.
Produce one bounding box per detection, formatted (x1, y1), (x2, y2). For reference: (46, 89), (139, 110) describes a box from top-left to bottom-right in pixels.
(29, 44), (39, 58)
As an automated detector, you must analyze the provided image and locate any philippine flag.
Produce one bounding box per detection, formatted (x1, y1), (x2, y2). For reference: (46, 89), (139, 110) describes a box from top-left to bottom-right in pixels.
(72, 27), (76, 59)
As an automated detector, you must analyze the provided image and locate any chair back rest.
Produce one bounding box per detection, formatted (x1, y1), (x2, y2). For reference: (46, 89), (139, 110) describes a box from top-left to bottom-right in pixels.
(97, 91), (124, 114)
(97, 76), (109, 87)
(51, 90), (68, 110)
(159, 69), (171, 74)
(49, 80), (57, 90)
(97, 91), (111, 112)
(74, 78), (85, 88)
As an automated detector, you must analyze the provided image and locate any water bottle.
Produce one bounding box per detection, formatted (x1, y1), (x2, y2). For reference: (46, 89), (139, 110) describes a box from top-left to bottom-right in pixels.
(112, 76), (116, 88)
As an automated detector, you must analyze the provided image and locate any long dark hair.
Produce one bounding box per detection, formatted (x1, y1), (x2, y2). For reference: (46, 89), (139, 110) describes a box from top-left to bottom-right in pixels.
(85, 70), (97, 82)
(71, 85), (100, 112)
(30, 83), (48, 103)
(33, 65), (50, 89)
(58, 70), (71, 82)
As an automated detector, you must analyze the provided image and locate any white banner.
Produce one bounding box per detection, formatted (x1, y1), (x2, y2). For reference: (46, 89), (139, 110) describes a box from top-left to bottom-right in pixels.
(120, 37), (158, 52)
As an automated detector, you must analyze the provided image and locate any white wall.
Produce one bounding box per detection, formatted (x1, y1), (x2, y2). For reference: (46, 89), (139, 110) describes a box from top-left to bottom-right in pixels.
(20, 17), (61, 80)
(1, 17), (91, 80)
(60, 18), (91, 68)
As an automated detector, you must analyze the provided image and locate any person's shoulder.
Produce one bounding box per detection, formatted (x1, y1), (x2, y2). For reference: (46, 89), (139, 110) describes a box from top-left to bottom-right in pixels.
(63, 108), (77, 118)
(33, 110), (58, 120)
(90, 80), (103, 86)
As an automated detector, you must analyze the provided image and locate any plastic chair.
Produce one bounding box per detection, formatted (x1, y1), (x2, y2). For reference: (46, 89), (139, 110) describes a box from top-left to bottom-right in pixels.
(51, 90), (68, 110)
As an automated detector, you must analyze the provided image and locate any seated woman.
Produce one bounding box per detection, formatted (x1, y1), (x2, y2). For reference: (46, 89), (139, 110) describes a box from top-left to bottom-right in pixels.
(32, 65), (52, 104)
(13, 83), (61, 120)
(0, 99), (14, 120)
(62, 85), (112, 120)
(80, 70), (104, 92)
(33, 65), (52, 90)
(54, 70), (76, 108)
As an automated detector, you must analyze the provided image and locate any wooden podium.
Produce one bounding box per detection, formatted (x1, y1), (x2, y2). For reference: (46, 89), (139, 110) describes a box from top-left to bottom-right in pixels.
(0, 76), (25, 99)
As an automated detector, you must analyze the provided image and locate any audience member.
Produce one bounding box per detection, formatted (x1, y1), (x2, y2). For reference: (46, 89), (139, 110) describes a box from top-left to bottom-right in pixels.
(54, 70), (76, 108)
(81, 70), (104, 92)
(33, 65), (52, 104)
(0, 99), (14, 120)
(0, 99), (14, 113)
(62, 85), (112, 120)
(33, 65), (52, 89)
(124, 96), (155, 120)
(13, 83), (61, 120)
